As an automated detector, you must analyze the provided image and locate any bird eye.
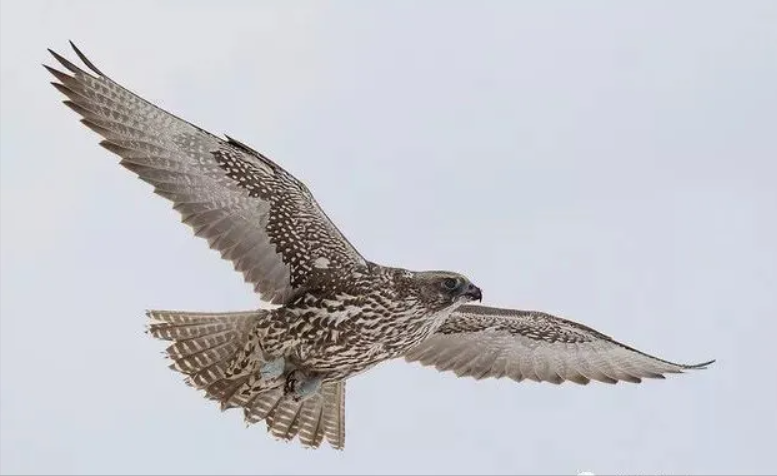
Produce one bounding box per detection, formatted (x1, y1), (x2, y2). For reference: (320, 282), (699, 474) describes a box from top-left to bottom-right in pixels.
(441, 277), (459, 291)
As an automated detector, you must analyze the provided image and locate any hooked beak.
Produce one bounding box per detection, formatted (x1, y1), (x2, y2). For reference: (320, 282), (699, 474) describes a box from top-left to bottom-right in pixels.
(463, 283), (482, 302)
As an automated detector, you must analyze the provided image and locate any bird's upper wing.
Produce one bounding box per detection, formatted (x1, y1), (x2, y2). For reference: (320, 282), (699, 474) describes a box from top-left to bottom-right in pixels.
(45, 43), (366, 305)
(404, 304), (714, 384)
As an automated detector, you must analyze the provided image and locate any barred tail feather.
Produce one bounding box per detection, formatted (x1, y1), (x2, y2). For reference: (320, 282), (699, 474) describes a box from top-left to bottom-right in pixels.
(145, 309), (346, 449)
(146, 309), (259, 379)
(243, 382), (346, 450)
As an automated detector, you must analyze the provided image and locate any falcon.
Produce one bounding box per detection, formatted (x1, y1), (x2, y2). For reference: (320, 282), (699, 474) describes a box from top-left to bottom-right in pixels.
(45, 42), (714, 450)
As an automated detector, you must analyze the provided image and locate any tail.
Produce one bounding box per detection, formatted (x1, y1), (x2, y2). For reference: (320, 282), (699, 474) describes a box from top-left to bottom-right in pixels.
(145, 309), (346, 450)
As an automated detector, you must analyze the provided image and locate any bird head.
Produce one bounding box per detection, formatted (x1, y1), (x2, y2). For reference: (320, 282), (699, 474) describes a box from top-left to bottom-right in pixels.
(412, 270), (483, 310)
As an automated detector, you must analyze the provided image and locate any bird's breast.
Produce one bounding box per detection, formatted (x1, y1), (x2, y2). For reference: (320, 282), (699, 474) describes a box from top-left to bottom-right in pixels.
(285, 295), (449, 376)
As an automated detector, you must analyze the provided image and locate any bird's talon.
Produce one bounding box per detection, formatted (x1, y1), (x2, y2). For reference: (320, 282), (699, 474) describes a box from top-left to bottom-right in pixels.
(283, 369), (322, 402)
(259, 356), (286, 380)
(296, 375), (322, 400)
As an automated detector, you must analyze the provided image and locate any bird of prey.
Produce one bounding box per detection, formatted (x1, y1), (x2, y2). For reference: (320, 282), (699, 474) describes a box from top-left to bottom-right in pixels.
(45, 42), (714, 451)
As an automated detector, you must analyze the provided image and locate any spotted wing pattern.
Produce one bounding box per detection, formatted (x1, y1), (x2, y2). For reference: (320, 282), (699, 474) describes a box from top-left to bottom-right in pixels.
(45, 43), (366, 304)
(404, 304), (714, 384)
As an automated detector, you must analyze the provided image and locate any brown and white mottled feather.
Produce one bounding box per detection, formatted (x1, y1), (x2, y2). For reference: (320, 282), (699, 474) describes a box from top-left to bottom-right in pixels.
(45, 42), (365, 305)
(404, 304), (714, 385)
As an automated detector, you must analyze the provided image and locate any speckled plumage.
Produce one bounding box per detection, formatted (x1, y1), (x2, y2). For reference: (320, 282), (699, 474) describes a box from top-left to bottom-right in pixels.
(47, 42), (714, 451)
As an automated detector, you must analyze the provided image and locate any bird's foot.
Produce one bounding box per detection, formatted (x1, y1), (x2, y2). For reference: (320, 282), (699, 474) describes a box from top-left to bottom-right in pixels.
(259, 356), (286, 380)
(283, 369), (323, 402)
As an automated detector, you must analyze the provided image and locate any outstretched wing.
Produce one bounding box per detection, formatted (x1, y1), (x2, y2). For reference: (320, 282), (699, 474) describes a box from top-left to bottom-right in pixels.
(45, 42), (366, 304)
(404, 304), (714, 384)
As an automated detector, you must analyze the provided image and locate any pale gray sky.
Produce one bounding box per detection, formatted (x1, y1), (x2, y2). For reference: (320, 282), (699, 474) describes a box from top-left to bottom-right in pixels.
(1, 1), (776, 475)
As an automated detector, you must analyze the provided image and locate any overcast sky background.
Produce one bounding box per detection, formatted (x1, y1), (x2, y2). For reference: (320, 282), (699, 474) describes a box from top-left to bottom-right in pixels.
(1, 1), (776, 475)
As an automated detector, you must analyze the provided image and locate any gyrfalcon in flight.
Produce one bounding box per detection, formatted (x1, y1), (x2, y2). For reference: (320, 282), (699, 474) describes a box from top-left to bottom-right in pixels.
(45, 42), (714, 450)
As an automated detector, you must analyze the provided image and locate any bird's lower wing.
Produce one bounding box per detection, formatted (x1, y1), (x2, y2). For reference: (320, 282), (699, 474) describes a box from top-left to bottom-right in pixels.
(404, 304), (714, 385)
(45, 43), (366, 305)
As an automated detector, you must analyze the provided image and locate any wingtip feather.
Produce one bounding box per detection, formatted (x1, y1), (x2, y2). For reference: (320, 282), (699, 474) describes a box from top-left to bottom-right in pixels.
(47, 47), (83, 75)
(684, 359), (715, 370)
(47, 42), (103, 78)
(43, 64), (69, 83)
(69, 40), (105, 76)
